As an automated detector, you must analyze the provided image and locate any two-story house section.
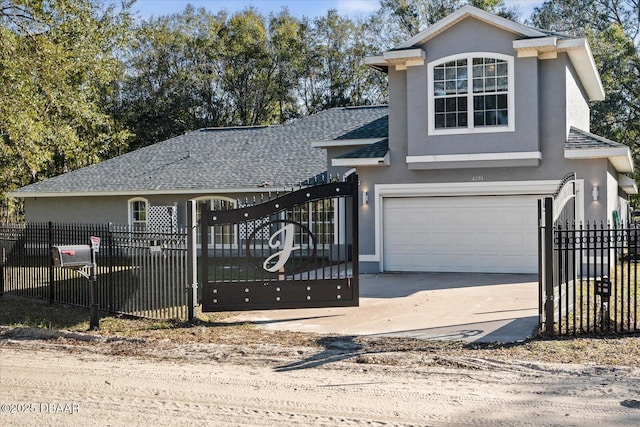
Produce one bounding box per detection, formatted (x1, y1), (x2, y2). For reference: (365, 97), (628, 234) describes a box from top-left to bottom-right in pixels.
(325, 6), (636, 274)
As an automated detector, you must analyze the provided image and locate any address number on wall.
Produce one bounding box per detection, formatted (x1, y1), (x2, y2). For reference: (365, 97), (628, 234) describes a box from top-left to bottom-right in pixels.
(471, 176), (484, 182)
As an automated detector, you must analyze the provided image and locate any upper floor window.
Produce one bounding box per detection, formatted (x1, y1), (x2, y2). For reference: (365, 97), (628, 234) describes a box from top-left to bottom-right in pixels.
(428, 53), (514, 135)
(128, 198), (148, 231)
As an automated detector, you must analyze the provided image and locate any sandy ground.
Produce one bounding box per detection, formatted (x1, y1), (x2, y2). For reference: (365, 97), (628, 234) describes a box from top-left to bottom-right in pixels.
(1, 335), (640, 426)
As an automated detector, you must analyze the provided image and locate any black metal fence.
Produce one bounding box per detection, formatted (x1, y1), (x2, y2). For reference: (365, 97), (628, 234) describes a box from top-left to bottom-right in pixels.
(550, 221), (639, 335)
(0, 222), (190, 320)
(540, 186), (639, 336)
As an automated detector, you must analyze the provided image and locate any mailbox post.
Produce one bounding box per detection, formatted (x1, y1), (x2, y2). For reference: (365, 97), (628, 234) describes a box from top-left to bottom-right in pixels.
(595, 275), (611, 330)
(51, 237), (101, 330)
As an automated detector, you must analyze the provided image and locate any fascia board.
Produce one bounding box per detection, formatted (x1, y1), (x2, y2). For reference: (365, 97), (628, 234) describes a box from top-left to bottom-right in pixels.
(382, 49), (425, 61)
(559, 38), (605, 101)
(513, 36), (557, 50)
(8, 187), (297, 199)
(565, 147), (634, 173)
(618, 174), (638, 194)
(332, 152), (390, 167)
(311, 138), (385, 148)
(397, 5), (545, 48)
(364, 55), (386, 67)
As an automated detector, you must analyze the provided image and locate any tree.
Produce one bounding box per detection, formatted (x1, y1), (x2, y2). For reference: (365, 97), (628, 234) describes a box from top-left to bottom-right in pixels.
(297, 10), (387, 114)
(530, 0), (640, 184)
(117, 6), (227, 149)
(369, 0), (519, 49)
(0, 0), (133, 201)
(118, 7), (314, 147)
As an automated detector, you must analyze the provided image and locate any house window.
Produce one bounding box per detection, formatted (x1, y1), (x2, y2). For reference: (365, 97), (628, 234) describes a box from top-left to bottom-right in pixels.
(195, 197), (237, 247)
(128, 198), (148, 230)
(289, 199), (335, 246)
(429, 53), (514, 135)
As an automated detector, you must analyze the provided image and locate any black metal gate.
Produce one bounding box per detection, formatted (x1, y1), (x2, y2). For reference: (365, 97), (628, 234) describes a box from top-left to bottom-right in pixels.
(199, 175), (359, 312)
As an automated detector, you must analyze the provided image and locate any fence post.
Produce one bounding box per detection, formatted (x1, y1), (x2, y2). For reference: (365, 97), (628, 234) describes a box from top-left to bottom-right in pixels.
(107, 223), (114, 313)
(187, 201), (197, 323)
(0, 247), (4, 297)
(544, 197), (555, 335)
(48, 221), (54, 303)
(89, 244), (99, 330)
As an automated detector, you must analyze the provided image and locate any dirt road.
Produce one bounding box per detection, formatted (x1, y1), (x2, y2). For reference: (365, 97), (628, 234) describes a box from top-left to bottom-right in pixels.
(1, 337), (639, 426)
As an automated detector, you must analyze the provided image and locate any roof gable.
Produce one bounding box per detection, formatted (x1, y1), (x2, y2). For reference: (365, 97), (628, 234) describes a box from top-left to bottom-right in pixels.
(397, 5), (546, 48)
(366, 5), (604, 101)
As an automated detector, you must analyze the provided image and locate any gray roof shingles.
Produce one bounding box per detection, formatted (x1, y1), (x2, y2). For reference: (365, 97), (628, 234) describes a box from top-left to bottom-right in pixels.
(14, 106), (389, 196)
(337, 139), (389, 159)
(566, 127), (626, 150)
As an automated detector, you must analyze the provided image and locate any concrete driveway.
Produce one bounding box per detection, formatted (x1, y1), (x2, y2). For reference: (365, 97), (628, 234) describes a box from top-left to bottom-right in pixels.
(228, 273), (540, 343)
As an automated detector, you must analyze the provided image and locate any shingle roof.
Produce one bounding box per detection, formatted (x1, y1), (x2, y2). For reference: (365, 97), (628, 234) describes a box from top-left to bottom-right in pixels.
(335, 115), (388, 140)
(13, 106), (389, 196)
(565, 127), (627, 150)
(337, 139), (389, 159)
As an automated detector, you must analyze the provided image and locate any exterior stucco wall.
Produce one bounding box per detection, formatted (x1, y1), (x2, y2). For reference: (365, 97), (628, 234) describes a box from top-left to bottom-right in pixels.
(23, 191), (280, 227)
(405, 17), (540, 157)
(565, 62), (591, 132)
(24, 196), (130, 224)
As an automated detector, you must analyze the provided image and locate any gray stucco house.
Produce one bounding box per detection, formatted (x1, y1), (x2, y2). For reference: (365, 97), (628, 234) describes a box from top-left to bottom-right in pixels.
(322, 6), (635, 274)
(11, 6), (636, 275)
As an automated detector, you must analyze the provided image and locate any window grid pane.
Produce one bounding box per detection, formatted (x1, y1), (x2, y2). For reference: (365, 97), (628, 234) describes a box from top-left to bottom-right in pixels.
(434, 56), (509, 130)
(131, 200), (147, 231)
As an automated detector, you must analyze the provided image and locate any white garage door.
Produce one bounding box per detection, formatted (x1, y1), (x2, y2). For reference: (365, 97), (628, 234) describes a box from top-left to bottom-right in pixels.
(383, 196), (539, 273)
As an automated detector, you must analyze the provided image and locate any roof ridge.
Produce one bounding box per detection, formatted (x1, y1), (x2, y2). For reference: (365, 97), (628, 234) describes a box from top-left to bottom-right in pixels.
(199, 125), (269, 132)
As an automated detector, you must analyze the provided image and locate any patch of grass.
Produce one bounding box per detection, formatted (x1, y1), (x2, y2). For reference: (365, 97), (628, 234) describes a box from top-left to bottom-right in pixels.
(1, 294), (639, 367)
(0, 294), (91, 331)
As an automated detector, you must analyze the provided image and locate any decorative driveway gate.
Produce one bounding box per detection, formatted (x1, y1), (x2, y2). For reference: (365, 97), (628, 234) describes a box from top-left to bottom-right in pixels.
(199, 175), (359, 312)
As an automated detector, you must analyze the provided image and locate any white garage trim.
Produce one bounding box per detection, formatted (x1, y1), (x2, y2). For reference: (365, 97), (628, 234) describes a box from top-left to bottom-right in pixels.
(360, 181), (561, 269)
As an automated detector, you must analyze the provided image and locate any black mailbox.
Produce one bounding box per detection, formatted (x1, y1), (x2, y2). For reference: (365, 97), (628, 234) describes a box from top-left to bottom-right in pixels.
(51, 245), (93, 268)
(595, 276), (611, 298)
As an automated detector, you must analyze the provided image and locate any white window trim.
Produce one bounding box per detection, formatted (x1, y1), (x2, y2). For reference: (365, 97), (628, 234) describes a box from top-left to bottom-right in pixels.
(127, 197), (148, 229)
(427, 52), (515, 136)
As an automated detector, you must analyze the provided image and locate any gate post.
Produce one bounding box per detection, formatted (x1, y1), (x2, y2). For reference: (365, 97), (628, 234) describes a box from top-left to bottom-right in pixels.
(348, 174), (359, 298)
(187, 200), (197, 323)
(543, 197), (555, 335)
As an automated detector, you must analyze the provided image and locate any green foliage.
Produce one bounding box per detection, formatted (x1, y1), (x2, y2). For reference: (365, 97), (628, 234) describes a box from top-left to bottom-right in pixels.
(531, 0), (640, 203)
(0, 0), (134, 198)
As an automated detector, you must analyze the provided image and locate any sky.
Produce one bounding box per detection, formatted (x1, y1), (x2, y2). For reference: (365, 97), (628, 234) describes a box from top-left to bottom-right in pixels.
(120, 0), (546, 21)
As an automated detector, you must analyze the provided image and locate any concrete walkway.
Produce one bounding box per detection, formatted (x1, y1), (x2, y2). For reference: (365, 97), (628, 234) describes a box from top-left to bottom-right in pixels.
(228, 273), (540, 343)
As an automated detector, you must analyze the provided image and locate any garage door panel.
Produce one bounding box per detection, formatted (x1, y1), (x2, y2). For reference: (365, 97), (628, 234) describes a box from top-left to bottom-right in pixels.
(383, 196), (538, 273)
